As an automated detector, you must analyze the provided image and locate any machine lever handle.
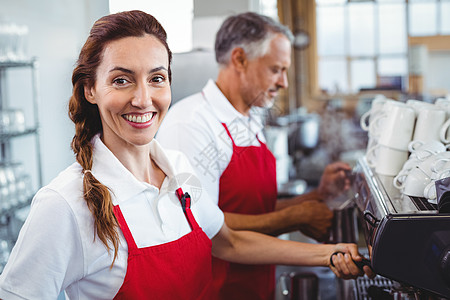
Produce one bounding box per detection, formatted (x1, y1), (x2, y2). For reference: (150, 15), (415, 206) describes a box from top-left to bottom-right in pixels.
(330, 251), (373, 272)
(363, 210), (379, 228)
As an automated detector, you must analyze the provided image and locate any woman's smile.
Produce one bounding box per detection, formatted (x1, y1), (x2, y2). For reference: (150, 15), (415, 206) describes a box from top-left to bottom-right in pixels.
(123, 112), (156, 127)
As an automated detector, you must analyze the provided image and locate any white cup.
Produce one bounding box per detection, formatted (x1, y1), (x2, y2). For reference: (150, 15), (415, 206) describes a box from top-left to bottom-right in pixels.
(403, 156), (422, 172)
(393, 168), (412, 189)
(430, 159), (450, 179)
(377, 102), (415, 151)
(413, 107), (446, 143)
(402, 166), (432, 197)
(416, 152), (450, 178)
(435, 98), (450, 118)
(440, 118), (450, 144)
(360, 97), (387, 132)
(408, 140), (447, 161)
(406, 99), (436, 116)
(374, 145), (409, 176)
(393, 151), (429, 189)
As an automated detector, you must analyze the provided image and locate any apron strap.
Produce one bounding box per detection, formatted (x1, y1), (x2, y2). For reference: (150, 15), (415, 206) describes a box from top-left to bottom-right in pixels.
(222, 122), (263, 147)
(176, 188), (199, 231)
(113, 205), (138, 251)
(221, 123), (236, 146)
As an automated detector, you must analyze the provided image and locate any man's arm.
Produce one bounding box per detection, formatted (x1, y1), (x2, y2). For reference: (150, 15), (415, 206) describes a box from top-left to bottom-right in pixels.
(211, 222), (375, 280)
(224, 200), (333, 237)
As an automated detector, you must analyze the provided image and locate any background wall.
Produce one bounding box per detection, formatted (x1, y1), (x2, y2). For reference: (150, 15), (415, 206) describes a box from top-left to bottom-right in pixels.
(0, 0), (109, 186)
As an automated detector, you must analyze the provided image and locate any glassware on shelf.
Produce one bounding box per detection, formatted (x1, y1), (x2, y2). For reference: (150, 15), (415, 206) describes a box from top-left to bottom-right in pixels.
(3, 165), (17, 207)
(0, 239), (10, 273)
(0, 168), (10, 213)
(0, 17), (29, 62)
(0, 111), (11, 134)
(8, 109), (25, 133)
(0, 109), (26, 134)
(0, 162), (33, 213)
(11, 162), (32, 205)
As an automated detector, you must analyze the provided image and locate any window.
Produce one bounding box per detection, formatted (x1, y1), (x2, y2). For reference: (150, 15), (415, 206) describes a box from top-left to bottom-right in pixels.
(109, 0), (193, 53)
(316, 0), (449, 94)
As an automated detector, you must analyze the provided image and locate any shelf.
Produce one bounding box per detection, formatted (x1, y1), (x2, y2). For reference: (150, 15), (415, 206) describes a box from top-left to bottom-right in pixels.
(0, 59), (36, 69)
(0, 198), (32, 221)
(0, 57), (42, 231)
(0, 128), (38, 142)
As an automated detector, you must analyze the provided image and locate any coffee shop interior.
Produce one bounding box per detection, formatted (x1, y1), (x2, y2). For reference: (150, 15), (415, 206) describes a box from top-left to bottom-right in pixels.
(1, 0), (450, 299)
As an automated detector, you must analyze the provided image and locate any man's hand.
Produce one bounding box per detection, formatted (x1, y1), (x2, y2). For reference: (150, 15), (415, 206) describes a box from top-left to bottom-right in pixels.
(317, 162), (353, 201)
(285, 200), (333, 241)
(328, 243), (376, 279)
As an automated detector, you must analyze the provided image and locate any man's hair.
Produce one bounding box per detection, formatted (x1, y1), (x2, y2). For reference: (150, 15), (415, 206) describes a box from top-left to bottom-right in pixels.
(215, 12), (293, 67)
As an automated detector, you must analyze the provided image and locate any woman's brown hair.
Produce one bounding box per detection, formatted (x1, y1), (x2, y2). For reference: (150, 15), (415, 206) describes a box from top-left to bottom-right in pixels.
(68, 10), (172, 265)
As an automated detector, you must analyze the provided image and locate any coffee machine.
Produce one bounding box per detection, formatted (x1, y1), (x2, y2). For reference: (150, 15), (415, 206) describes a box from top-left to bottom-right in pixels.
(350, 157), (450, 299)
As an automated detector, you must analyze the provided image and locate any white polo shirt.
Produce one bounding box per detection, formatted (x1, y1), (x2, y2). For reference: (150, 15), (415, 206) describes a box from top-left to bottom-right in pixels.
(157, 79), (267, 205)
(0, 134), (224, 300)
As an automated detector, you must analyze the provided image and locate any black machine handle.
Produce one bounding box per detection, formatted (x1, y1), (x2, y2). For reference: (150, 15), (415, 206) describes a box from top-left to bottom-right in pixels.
(363, 210), (379, 228)
(330, 251), (373, 273)
(441, 247), (450, 287)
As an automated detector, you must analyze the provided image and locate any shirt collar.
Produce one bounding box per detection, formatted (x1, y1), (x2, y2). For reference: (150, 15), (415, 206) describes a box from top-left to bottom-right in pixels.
(90, 134), (177, 205)
(202, 79), (266, 136)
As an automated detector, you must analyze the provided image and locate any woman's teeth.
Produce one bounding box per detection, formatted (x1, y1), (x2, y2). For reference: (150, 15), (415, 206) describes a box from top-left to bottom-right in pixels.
(124, 113), (153, 123)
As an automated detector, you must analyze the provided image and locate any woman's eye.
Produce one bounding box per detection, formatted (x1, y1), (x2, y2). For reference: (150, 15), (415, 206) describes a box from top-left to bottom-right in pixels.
(151, 75), (165, 83)
(113, 78), (129, 85)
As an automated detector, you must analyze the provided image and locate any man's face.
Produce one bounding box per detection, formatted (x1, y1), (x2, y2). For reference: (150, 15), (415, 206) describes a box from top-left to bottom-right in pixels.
(241, 33), (291, 109)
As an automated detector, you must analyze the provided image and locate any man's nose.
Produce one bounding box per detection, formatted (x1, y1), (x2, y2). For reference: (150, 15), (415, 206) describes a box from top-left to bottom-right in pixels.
(278, 71), (288, 89)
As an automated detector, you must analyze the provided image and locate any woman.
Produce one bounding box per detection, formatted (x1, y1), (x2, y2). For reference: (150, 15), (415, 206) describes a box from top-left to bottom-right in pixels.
(0, 10), (372, 300)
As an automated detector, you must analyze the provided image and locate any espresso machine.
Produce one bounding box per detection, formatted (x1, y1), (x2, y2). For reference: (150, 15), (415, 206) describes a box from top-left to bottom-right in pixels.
(350, 157), (450, 299)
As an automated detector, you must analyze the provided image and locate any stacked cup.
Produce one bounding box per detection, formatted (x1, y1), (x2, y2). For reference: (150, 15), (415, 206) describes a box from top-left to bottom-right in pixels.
(408, 102), (447, 144)
(394, 141), (449, 197)
(435, 98), (450, 118)
(360, 96), (396, 167)
(364, 101), (415, 176)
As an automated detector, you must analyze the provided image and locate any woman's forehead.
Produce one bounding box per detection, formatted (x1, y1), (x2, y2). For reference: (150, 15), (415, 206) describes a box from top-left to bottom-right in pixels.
(100, 35), (169, 70)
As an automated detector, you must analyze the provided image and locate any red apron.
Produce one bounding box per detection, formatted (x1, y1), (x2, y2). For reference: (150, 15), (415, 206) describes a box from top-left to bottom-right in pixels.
(211, 123), (278, 300)
(113, 188), (212, 300)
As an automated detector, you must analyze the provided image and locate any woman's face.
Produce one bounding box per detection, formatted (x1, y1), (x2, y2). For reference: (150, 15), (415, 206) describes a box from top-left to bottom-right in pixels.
(85, 34), (171, 150)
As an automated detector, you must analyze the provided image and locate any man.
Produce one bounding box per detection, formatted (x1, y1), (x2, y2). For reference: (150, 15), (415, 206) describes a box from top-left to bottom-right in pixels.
(157, 12), (352, 300)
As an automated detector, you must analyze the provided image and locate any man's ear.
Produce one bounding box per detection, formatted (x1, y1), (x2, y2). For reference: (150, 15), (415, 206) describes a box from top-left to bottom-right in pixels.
(230, 47), (248, 71)
(84, 86), (96, 104)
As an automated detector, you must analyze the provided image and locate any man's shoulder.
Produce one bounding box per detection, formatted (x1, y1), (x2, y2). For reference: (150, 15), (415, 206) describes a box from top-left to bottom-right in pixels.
(161, 91), (218, 132)
(168, 92), (208, 117)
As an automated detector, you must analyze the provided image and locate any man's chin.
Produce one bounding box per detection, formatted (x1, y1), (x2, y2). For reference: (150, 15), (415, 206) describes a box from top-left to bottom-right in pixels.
(263, 99), (275, 109)
(254, 97), (276, 109)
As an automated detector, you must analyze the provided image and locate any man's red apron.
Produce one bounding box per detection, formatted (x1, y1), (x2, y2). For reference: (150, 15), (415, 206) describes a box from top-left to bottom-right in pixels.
(211, 123), (278, 300)
(113, 188), (212, 299)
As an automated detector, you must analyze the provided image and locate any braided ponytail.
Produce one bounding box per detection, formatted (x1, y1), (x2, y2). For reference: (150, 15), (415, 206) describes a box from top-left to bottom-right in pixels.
(68, 10), (172, 267)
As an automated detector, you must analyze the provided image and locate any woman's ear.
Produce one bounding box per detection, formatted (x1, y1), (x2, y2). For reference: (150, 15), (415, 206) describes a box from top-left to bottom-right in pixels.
(230, 47), (248, 71)
(84, 86), (96, 104)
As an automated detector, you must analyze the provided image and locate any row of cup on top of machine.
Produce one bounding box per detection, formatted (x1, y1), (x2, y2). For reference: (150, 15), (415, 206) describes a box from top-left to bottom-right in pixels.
(360, 96), (450, 178)
(0, 161), (33, 213)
